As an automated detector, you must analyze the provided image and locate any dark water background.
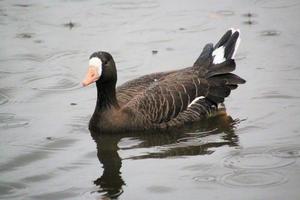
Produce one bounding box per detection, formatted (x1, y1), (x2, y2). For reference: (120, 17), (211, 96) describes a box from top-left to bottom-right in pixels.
(1, 0), (300, 199)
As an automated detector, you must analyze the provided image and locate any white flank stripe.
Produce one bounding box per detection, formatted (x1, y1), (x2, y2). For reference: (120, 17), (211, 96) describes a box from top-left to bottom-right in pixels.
(188, 96), (205, 108)
(212, 46), (225, 64)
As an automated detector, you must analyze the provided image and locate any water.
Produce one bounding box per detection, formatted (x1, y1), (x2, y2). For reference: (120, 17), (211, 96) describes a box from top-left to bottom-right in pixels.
(1, 0), (300, 199)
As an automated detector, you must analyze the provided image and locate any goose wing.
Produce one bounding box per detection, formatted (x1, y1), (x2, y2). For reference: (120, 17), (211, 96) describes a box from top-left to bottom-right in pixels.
(116, 71), (175, 107)
(122, 69), (211, 126)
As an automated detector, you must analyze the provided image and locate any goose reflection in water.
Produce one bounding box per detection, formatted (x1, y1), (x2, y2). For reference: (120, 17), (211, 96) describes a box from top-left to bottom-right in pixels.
(90, 113), (240, 199)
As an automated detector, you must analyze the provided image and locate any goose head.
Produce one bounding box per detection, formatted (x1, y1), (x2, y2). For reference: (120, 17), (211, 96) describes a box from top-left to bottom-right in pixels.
(82, 51), (117, 87)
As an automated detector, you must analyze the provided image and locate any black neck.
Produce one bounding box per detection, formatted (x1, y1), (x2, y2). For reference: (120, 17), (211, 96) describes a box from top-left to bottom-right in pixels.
(95, 81), (119, 111)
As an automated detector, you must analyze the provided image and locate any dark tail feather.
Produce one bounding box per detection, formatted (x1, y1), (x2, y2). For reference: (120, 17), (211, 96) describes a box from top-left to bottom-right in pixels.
(203, 29), (245, 104)
(212, 29), (240, 64)
(194, 29), (240, 68)
(194, 43), (214, 67)
(227, 84), (238, 90)
(206, 72), (245, 103)
(224, 31), (240, 59)
(206, 70), (245, 104)
(192, 29), (245, 105)
(214, 30), (232, 49)
(206, 59), (236, 77)
(208, 73), (246, 85)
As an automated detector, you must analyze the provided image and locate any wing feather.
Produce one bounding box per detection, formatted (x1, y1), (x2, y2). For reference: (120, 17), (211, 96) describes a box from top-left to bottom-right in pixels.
(122, 70), (210, 123)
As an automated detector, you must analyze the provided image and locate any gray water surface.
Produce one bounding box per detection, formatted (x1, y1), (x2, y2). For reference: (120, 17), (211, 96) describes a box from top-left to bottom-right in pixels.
(1, 0), (300, 199)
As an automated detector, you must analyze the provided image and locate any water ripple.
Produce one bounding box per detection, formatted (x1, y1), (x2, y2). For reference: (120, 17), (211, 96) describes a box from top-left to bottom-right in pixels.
(16, 33), (34, 39)
(255, 0), (300, 9)
(269, 145), (300, 158)
(0, 113), (29, 129)
(15, 138), (78, 152)
(44, 50), (80, 63)
(22, 173), (54, 183)
(243, 20), (258, 25)
(220, 171), (287, 187)
(105, 0), (159, 10)
(0, 92), (9, 105)
(0, 53), (45, 63)
(215, 10), (235, 16)
(30, 188), (79, 200)
(193, 175), (217, 183)
(223, 151), (295, 169)
(25, 74), (81, 91)
(147, 185), (175, 193)
(13, 4), (33, 8)
(186, 128), (218, 135)
(260, 30), (281, 36)
(253, 94), (300, 99)
(0, 138), (78, 173)
(0, 50), (81, 73)
(0, 181), (26, 199)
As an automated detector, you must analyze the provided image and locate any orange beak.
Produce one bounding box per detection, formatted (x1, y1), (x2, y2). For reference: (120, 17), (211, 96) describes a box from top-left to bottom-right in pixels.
(82, 66), (100, 87)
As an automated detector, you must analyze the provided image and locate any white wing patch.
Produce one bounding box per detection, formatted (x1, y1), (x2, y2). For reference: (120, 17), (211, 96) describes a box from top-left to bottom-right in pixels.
(212, 28), (241, 64)
(212, 46), (225, 64)
(188, 96), (205, 108)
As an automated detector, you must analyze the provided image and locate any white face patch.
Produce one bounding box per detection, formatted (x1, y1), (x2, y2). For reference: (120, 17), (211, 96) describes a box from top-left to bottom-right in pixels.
(89, 57), (102, 76)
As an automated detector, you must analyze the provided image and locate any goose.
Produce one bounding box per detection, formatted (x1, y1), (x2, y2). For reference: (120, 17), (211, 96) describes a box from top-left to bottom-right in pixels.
(82, 29), (245, 134)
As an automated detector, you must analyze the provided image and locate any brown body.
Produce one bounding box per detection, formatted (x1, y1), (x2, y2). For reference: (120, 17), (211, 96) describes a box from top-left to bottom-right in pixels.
(84, 30), (245, 134)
